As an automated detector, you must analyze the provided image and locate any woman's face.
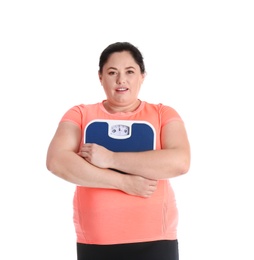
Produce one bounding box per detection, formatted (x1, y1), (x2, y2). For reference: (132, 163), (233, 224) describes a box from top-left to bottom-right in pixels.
(99, 51), (145, 109)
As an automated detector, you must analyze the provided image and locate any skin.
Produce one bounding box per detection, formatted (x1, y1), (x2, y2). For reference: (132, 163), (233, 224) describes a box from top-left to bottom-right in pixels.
(46, 51), (190, 198)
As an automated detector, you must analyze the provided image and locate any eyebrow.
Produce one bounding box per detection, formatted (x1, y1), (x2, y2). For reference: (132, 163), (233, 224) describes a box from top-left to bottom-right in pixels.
(107, 66), (136, 71)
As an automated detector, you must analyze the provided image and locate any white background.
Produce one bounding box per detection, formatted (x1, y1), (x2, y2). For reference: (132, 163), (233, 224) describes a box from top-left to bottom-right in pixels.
(1, 0), (253, 259)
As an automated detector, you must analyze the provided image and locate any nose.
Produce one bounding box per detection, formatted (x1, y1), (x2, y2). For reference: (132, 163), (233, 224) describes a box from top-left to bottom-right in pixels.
(116, 73), (125, 84)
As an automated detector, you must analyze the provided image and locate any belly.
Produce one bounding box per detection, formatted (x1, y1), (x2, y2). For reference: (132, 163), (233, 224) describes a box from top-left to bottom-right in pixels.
(73, 180), (177, 244)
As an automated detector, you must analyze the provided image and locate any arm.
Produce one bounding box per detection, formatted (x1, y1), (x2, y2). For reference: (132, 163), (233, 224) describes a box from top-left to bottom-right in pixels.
(46, 121), (157, 197)
(80, 120), (191, 180)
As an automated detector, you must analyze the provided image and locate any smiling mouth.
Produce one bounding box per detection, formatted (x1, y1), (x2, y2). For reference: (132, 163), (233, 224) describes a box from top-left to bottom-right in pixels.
(116, 87), (128, 92)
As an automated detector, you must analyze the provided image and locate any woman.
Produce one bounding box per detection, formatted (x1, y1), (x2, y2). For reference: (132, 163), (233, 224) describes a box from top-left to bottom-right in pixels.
(46, 42), (190, 260)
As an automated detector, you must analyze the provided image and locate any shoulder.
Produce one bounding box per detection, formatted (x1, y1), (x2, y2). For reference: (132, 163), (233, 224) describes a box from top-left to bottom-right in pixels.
(142, 101), (183, 127)
(60, 102), (101, 126)
(65, 102), (101, 114)
(143, 101), (180, 115)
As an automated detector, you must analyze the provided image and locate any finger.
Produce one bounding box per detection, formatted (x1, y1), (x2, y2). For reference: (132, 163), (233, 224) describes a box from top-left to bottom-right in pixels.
(81, 146), (90, 152)
(79, 151), (90, 159)
(148, 181), (157, 188)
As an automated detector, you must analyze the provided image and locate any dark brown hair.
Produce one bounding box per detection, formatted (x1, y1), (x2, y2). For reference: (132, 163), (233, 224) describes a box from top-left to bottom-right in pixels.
(99, 42), (145, 74)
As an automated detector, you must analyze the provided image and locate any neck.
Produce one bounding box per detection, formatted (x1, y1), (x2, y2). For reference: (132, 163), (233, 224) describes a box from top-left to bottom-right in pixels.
(103, 100), (141, 113)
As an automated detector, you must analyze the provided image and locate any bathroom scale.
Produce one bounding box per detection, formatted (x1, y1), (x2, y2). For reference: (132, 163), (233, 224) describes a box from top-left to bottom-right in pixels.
(84, 119), (156, 161)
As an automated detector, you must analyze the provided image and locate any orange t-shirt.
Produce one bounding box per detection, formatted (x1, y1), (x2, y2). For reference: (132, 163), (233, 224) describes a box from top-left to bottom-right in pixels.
(60, 101), (182, 245)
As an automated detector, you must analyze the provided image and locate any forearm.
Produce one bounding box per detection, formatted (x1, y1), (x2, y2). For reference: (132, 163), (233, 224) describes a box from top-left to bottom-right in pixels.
(47, 151), (124, 189)
(111, 149), (190, 180)
(46, 150), (158, 197)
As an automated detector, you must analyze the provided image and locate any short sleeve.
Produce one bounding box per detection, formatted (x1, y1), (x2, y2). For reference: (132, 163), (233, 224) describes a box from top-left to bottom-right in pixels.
(159, 104), (183, 128)
(60, 105), (85, 128)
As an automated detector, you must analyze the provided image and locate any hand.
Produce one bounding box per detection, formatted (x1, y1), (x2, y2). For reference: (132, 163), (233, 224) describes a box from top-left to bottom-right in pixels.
(122, 175), (158, 198)
(79, 143), (113, 168)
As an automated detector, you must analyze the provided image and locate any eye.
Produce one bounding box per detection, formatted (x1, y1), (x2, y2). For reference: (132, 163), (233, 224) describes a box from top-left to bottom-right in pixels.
(127, 70), (134, 74)
(108, 71), (117, 75)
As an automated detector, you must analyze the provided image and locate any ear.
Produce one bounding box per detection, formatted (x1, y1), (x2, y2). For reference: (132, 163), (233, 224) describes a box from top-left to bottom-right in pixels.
(98, 71), (102, 83)
(141, 72), (146, 84)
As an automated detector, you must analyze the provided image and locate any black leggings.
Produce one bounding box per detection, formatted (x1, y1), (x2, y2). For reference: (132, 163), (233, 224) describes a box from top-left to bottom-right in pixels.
(77, 240), (179, 260)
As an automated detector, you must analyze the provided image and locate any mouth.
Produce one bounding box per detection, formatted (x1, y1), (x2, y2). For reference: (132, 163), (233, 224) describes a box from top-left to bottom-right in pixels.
(116, 87), (128, 92)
